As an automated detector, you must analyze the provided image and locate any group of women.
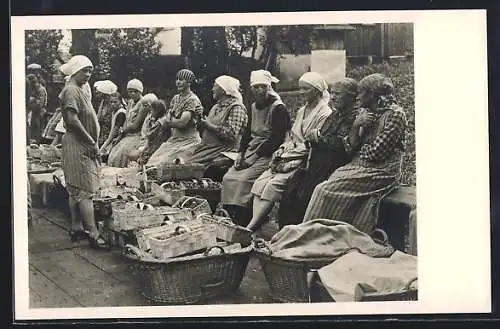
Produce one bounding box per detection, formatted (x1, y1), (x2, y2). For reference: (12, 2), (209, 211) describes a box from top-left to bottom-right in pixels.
(42, 53), (407, 249)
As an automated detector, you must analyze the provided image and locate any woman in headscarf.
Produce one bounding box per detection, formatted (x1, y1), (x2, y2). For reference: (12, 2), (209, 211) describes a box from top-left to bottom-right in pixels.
(178, 75), (248, 179)
(221, 70), (291, 226)
(245, 72), (333, 232)
(58, 55), (108, 249)
(302, 73), (408, 235)
(95, 80), (119, 149)
(144, 69), (204, 166)
(26, 74), (48, 144)
(98, 92), (127, 162)
(278, 78), (359, 228)
(107, 79), (149, 167)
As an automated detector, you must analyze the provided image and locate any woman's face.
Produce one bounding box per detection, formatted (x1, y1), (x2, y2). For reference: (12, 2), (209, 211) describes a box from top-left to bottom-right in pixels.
(109, 96), (121, 110)
(73, 66), (93, 86)
(331, 83), (356, 112)
(299, 82), (320, 104)
(251, 84), (269, 102)
(176, 78), (190, 92)
(128, 89), (142, 102)
(212, 83), (226, 101)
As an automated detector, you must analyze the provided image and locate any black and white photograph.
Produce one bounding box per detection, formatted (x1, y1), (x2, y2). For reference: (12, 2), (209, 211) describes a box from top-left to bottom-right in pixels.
(11, 10), (490, 320)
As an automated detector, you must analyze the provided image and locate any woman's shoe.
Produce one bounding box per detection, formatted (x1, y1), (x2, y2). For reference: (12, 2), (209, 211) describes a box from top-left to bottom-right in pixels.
(69, 230), (88, 242)
(88, 235), (111, 250)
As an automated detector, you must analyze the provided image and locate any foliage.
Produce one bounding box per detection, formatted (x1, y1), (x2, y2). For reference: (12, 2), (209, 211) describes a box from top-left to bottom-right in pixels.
(25, 30), (64, 82)
(93, 28), (162, 81)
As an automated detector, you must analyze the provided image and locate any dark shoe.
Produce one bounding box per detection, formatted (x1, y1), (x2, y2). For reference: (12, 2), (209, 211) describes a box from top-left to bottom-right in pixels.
(69, 230), (89, 242)
(88, 235), (111, 250)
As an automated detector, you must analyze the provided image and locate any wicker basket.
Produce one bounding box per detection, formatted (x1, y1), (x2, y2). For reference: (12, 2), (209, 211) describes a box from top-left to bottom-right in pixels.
(122, 243), (252, 304)
(150, 181), (186, 206)
(111, 201), (168, 231)
(148, 224), (218, 260)
(173, 195), (213, 217)
(97, 220), (134, 248)
(152, 157), (206, 182)
(94, 186), (144, 220)
(354, 277), (418, 302)
(198, 210), (252, 247)
(27, 159), (59, 174)
(180, 178), (222, 212)
(27, 144), (62, 162)
(252, 238), (333, 303)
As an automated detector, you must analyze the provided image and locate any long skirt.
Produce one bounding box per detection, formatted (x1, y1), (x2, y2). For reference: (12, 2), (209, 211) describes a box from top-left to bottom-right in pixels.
(146, 135), (201, 167)
(107, 133), (142, 168)
(302, 158), (401, 235)
(181, 143), (233, 166)
(222, 156), (271, 208)
(251, 168), (299, 203)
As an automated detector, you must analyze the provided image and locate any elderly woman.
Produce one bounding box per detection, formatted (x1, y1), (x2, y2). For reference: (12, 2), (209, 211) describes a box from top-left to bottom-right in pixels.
(302, 73), (408, 235)
(278, 78), (359, 228)
(58, 55), (107, 249)
(245, 72), (333, 232)
(145, 69), (204, 166)
(179, 75), (248, 179)
(95, 80), (119, 148)
(107, 79), (149, 167)
(221, 70), (291, 226)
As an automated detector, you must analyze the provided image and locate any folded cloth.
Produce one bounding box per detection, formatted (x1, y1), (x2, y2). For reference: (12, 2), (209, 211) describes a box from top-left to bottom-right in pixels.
(268, 218), (395, 263)
(317, 250), (418, 302)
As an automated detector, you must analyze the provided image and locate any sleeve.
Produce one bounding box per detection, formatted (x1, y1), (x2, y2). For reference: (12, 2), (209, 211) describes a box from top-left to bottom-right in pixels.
(256, 104), (292, 157)
(59, 86), (80, 114)
(237, 107), (252, 153)
(114, 112), (126, 128)
(127, 103), (149, 131)
(214, 105), (248, 142)
(359, 109), (407, 163)
(316, 114), (349, 153)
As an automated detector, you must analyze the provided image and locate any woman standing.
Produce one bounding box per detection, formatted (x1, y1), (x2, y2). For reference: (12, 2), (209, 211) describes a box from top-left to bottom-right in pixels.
(179, 75), (248, 176)
(145, 69), (204, 167)
(58, 55), (107, 249)
(221, 70), (291, 226)
(107, 79), (147, 167)
(246, 72), (333, 232)
(26, 74), (48, 144)
(302, 73), (408, 235)
(278, 78), (359, 228)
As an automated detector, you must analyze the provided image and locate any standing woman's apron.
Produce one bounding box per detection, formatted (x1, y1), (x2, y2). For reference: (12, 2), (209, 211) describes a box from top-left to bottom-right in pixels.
(222, 99), (283, 208)
(182, 99), (243, 165)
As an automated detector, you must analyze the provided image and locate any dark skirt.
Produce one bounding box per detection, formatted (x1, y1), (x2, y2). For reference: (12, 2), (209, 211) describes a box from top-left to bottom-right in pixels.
(278, 148), (349, 229)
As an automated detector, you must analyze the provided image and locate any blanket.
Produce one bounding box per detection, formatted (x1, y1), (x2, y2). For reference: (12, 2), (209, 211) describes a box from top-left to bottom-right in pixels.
(317, 250), (418, 302)
(267, 218), (395, 263)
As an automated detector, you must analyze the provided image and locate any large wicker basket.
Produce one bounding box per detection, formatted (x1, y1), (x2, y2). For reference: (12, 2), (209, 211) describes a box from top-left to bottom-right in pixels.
(354, 277), (418, 302)
(152, 157), (206, 182)
(180, 178), (222, 212)
(122, 244), (252, 304)
(252, 238), (334, 303)
(198, 210), (252, 247)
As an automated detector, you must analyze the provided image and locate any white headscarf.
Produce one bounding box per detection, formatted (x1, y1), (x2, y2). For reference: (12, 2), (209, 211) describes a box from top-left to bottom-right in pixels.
(127, 79), (144, 93)
(250, 69), (279, 87)
(215, 75), (243, 102)
(140, 93), (158, 105)
(95, 80), (118, 95)
(27, 63), (42, 70)
(299, 72), (331, 103)
(59, 55), (93, 77)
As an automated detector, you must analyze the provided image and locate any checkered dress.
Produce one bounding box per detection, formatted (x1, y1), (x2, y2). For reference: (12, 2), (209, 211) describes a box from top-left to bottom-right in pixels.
(302, 105), (408, 234)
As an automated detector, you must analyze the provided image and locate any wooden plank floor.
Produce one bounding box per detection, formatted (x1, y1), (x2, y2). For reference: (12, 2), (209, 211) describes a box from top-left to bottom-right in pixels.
(28, 206), (277, 308)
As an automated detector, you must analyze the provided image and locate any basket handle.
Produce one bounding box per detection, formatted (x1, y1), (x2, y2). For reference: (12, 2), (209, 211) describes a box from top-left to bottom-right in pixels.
(203, 245), (225, 256)
(253, 238), (273, 255)
(196, 212), (213, 221)
(179, 196), (198, 208)
(174, 225), (191, 235)
(55, 143), (63, 149)
(50, 161), (62, 167)
(371, 228), (389, 245)
(136, 166), (157, 176)
(160, 182), (180, 189)
(214, 208), (231, 218)
(405, 277), (418, 290)
(172, 157), (185, 165)
(136, 202), (154, 210)
(29, 143), (39, 149)
(123, 244), (143, 260)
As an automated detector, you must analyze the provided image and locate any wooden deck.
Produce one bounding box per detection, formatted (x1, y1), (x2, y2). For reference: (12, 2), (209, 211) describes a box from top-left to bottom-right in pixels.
(28, 207), (278, 308)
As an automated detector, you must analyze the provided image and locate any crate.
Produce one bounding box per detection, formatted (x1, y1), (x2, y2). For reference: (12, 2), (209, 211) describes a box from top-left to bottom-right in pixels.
(111, 201), (168, 231)
(150, 181), (186, 206)
(198, 210), (252, 246)
(135, 219), (203, 252)
(152, 158), (205, 182)
(148, 223), (217, 260)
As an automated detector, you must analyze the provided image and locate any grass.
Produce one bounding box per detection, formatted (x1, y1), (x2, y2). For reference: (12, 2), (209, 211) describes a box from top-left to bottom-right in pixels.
(278, 60), (416, 186)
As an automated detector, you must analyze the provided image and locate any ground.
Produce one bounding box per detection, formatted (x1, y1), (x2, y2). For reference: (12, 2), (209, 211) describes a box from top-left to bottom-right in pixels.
(28, 207), (280, 307)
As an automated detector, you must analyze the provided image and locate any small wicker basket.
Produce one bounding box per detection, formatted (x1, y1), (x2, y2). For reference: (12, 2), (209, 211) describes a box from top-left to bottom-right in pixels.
(148, 224), (218, 260)
(150, 181), (186, 206)
(152, 157), (206, 182)
(111, 200), (168, 231)
(197, 210), (252, 246)
(94, 186), (144, 220)
(122, 243), (252, 305)
(179, 178), (222, 212)
(173, 195), (213, 217)
(252, 238), (333, 303)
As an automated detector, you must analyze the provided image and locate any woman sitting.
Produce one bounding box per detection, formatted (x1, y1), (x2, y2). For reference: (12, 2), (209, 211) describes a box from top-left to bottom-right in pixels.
(98, 92), (127, 162)
(278, 78), (359, 228)
(178, 75), (248, 181)
(303, 73), (408, 235)
(245, 72), (333, 232)
(221, 70), (291, 226)
(145, 69), (204, 167)
(129, 99), (170, 166)
(94, 80), (119, 150)
(107, 78), (149, 167)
